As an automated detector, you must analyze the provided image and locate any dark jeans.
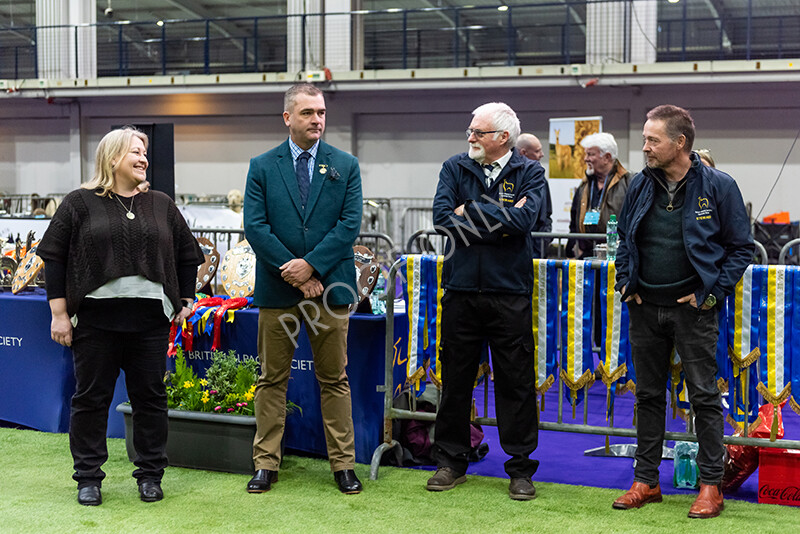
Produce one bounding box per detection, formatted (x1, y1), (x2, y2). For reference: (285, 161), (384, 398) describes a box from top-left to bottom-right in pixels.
(70, 323), (170, 488)
(627, 300), (724, 486)
(432, 291), (539, 479)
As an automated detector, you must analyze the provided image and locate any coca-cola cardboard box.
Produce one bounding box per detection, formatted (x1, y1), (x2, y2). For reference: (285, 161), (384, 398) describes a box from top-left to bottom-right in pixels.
(758, 448), (800, 507)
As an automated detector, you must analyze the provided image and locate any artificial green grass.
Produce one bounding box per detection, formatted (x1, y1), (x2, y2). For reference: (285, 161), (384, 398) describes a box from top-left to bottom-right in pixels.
(0, 427), (792, 533)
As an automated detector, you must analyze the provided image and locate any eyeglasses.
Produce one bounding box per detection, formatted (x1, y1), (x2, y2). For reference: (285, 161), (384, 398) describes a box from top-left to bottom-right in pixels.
(466, 128), (501, 139)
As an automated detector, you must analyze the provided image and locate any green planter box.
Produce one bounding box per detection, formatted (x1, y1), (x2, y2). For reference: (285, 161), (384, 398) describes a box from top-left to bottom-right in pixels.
(116, 403), (256, 475)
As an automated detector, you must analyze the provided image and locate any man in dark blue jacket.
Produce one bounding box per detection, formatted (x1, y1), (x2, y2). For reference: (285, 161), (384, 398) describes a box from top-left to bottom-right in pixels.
(613, 105), (753, 518)
(427, 102), (546, 501)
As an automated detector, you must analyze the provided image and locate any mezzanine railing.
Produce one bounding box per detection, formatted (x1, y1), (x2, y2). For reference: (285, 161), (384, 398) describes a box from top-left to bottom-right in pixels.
(1, 1), (798, 80)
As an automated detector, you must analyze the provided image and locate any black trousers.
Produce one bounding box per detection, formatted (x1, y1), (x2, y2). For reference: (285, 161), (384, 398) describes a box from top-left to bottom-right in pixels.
(627, 300), (724, 486)
(69, 323), (170, 488)
(432, 291), (539, 478)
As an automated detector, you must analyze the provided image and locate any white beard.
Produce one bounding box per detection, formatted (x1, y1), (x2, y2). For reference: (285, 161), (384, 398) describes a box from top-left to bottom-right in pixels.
(468, 144), (485, 163)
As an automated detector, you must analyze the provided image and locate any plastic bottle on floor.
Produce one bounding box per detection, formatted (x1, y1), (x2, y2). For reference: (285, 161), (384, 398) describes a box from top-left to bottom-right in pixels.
(673, 441), (700, 489)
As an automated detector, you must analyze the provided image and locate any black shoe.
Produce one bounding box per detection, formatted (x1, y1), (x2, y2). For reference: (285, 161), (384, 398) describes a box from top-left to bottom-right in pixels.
(509, 477), (537, 501)
(333, 469), (363, 494)
(138, 481), (163, 502)
(247, 469), (278, 493)
(77, 485), (101, 506)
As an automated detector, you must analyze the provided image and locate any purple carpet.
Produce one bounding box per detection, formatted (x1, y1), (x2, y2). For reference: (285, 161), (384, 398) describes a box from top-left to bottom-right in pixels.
(415, 377), (800, 504)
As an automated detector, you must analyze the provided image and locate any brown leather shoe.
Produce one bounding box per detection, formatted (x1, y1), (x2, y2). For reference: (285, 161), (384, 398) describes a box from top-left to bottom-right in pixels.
(509, 477), (536, 501)
(612, 481), (662, 509)
(426, 467), (466, 491)
(688, 484), (724, 519)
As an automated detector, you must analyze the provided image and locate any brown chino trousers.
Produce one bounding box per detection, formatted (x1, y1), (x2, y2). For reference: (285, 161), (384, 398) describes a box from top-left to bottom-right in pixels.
(252, 299), (356, 472)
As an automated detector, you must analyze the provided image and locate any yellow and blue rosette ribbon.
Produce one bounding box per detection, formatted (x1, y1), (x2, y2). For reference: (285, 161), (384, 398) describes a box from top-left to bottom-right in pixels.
(726, 264), (761, 428)
(532, 259), (559, 397)
(598, 260), (631, 420)
(758, 265), (793, 439)
(560, 260), (595, 414)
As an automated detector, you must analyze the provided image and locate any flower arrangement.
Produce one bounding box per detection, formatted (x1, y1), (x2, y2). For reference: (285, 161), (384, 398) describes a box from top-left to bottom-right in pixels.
(165, 347), (300, 416)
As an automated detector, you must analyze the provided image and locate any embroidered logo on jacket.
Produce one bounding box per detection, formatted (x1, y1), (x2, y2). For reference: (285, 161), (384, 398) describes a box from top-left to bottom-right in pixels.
(500, 180), (515, 205)
(696, 196), (712, 221)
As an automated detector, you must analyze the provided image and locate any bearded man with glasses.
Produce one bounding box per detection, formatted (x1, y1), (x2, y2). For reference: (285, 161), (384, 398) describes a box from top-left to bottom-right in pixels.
(428, 102), (547, 500)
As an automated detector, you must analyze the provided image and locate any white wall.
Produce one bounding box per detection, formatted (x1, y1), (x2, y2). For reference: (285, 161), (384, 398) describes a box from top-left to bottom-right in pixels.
(0, 117), (72, 195)
(1, 81), (799, 220)
(690, 106), (800, 219)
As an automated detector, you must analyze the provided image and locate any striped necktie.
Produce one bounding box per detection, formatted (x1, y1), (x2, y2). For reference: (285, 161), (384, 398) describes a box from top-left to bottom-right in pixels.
(483, 162), (498, 187)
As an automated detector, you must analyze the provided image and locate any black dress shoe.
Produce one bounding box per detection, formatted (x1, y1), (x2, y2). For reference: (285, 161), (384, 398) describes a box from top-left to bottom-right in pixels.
(77, 485), (101, 506)
(138, 481), (163, 502)
(247, 469), (278, 493)
(333, 469), (363, 494)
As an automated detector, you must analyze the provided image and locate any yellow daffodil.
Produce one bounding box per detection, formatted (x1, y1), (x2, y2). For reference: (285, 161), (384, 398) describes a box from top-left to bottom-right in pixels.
(182, 380), (194, 389)
(199, 379), (208, 386)
(244, 392), (254, 401)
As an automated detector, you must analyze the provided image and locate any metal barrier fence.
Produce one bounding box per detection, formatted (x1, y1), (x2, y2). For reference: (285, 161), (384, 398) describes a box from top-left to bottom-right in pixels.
(3, 1), (799, 80)
(369, 256), (800, 480)
(361, 197), (432, 254)
(405, 229), (607, 258)
(361, 198), (392, 237)
(405, 228), (771, 264)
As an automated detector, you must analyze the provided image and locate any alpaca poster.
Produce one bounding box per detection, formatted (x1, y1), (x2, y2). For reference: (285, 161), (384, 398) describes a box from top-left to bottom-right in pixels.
(547, 116), (602, 233)
(548, 117), (602, 178)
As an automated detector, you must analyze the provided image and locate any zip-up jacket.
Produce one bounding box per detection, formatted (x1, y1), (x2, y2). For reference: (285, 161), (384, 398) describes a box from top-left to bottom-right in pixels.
(567, 160), (631, 258)
(615, 152), (754, 305)
(432, 148), (546, 295)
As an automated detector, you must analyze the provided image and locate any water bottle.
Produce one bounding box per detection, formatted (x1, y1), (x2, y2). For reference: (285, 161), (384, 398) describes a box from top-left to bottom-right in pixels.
(606, 214), (618, 262)
(673, 441), (700, 489)
(370, 271), (387, 315)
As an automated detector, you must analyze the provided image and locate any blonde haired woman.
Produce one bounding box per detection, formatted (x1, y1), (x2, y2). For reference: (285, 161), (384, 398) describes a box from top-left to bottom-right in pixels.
(38, 126), (203, 506)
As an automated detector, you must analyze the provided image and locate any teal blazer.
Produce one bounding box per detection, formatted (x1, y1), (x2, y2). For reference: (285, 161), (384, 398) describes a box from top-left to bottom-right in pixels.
(243, 139), (363, 308)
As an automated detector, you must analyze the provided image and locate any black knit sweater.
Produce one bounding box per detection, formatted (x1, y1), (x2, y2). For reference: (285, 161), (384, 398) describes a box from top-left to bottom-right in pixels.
(636, 176), (701, 306)
(37, 188), (204, 318)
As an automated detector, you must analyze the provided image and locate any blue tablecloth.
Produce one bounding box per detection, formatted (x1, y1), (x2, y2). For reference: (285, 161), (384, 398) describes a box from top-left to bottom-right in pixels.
(0, 288), (75, 433)
(0, 289), (405, 464)
(182, 307), (401, 463)
(0, 288), (135, 438)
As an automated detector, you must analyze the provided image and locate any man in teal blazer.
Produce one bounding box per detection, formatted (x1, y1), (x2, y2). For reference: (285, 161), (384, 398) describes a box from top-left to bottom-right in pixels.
(243, 83), (363, 495)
